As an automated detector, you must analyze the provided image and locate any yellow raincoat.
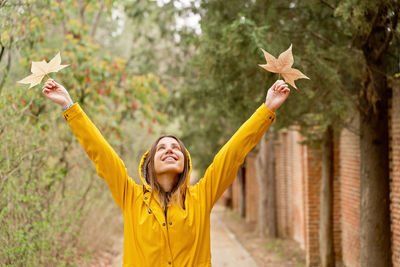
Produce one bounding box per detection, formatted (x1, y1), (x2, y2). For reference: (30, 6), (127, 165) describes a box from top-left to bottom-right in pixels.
(63, 103), (276, 266)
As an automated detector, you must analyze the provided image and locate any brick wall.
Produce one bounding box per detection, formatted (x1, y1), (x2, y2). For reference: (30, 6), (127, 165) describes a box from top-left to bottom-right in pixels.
(289, 128), (306, 249)
(274, 129), (308, 247)
(275, 131), (289, 237)
(304, 146), (322, 266)
(245, 153), (259, 223)
(340, 119), (360, 267)
(286, 131), (294, 238)
(333, 135), (342, 261)
(232, 174), (239, 214)
(390, 78), (400, 266)
(226, 79), (400, 266)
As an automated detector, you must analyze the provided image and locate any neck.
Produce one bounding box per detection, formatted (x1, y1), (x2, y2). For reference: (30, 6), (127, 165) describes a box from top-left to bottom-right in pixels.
(156, 173), (179, 192)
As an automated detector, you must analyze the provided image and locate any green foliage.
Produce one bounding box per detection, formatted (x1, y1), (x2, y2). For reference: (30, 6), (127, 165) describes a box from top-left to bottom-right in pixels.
(171, 0), (371, 170)
(0, 0), (173, 265)
(264, 0), (361, 139)
(0, 96), (80, 265)
(170, 0), (399, 174)
(171, 2), (278, 169)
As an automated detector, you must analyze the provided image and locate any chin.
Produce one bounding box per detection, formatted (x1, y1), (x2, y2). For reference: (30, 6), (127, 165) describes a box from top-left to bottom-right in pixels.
(157, 165), (183, 175)
(166, 167), (183, 174)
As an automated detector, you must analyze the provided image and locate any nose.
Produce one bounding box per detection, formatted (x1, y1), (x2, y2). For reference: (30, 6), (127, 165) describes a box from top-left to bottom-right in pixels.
(165, 146), (173, 154)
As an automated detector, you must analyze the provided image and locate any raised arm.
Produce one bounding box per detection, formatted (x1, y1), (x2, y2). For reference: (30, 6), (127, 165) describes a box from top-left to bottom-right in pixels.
(42, 79), (134, 210)
(194, 80), (290, 212)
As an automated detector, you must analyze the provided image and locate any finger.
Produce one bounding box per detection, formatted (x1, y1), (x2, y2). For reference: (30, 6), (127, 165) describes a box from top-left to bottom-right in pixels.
(42, 88), (50, 94)
(44, 83), (53, 89)
(277, 80), (287, 90)
(277, 83), (287, 91)
(275, 80), (284, 86)
(272, 79), (283, 89)
(276, 79), (285, 86)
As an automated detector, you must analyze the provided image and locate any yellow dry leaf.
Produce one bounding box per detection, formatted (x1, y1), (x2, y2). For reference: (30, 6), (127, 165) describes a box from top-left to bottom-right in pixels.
(259, 44), (309, 89)
(18, 52), (69, 88)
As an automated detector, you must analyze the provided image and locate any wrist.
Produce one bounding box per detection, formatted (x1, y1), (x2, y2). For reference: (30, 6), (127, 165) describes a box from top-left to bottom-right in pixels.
(61, 99), (74, 109)
(264, 100), (277, 112)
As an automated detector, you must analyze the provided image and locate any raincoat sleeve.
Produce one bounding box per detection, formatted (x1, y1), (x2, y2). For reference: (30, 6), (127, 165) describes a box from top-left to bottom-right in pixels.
(196, 103), (276, 212)
(62, 103), (133, 210)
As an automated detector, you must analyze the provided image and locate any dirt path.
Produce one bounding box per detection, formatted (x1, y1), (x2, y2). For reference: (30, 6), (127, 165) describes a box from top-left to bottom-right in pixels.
(211, 205), (258, 266)
(216, 205), (305, 267)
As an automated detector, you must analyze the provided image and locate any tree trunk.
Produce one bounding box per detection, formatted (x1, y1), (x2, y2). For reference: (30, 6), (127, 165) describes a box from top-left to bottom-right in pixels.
(224, 185), (233, 209)
(319, 125), (335, 267)
(256, 130), (277, 238)
(359, 60), (392, 266)
(358, 5), (393, 265)
(238, 166), (246, 218)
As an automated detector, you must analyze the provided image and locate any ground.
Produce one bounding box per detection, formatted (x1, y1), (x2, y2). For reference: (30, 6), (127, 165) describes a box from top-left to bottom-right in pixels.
(215, 204), (305, 267)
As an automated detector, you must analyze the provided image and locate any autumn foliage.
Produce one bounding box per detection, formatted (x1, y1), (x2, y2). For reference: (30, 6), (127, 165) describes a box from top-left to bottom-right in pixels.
(0, 0), (169, 265)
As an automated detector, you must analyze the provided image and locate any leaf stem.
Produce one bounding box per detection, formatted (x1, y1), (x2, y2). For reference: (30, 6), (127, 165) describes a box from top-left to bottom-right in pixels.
(278, 73), (281, 80)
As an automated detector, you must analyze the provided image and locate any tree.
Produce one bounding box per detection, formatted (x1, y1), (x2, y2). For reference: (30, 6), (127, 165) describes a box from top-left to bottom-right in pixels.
(174, 3), (356, 260)
(336, 1), (400, 265)
(171, 2), (391, 267)
(0, 0), (170, 264)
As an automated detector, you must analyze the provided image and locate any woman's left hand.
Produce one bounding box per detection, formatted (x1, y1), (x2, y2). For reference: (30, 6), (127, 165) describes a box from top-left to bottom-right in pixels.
(264, 80), (290, 112)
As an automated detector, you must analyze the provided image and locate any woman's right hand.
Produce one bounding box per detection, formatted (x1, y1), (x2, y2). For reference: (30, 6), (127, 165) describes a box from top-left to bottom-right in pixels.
(42, 79), (74, 108)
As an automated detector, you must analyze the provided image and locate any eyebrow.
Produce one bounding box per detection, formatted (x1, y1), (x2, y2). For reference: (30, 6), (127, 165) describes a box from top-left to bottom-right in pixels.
(157, 143), (180, 149)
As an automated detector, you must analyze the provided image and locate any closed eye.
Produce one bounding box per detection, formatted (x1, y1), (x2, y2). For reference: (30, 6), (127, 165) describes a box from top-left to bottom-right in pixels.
(173, 145), (181, 151)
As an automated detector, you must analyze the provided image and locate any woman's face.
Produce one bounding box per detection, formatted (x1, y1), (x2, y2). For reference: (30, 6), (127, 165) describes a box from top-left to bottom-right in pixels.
(154, 137), (185, 176)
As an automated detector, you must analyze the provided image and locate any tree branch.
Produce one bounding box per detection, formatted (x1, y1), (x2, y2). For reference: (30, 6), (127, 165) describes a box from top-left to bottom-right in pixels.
(56, 0), (68, 35)
(376, 7), (398, 60)
(0, 41), (5, 63)
(90, 0), (105, 38)
(0, 17), (14, 93)
(310, 31), (335, 46)
(77, 0), (86, 25)
(0, 0), (7, 8)
(319, 0), (336, 10)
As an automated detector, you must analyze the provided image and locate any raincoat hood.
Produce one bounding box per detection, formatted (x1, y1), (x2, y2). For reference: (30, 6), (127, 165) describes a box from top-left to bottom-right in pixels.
(138, 147), (192, 193)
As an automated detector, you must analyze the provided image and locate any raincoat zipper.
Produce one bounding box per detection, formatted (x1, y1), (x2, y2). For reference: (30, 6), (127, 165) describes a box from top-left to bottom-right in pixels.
(164, 206), (174, 265)
(164, 207), (168, 229)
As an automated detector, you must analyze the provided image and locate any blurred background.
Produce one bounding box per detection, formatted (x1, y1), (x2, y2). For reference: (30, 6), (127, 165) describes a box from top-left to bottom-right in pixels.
(1, 0), (399, 266)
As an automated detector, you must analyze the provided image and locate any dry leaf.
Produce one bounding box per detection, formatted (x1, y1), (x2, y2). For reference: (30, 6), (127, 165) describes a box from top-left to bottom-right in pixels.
(259, 44), (309, 89)
(18, 52), (69, 88)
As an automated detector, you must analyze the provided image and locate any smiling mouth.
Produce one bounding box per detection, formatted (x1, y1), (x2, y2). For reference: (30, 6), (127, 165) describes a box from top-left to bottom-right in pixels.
(163, 156), (177, 162)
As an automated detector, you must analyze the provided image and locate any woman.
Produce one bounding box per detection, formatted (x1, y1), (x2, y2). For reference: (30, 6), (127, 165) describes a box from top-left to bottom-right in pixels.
(42, 78), (289, 266)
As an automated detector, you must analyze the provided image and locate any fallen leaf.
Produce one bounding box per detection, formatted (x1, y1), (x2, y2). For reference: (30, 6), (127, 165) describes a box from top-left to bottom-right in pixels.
(259, 44), (309, 89)
(18, 52), (69, 88)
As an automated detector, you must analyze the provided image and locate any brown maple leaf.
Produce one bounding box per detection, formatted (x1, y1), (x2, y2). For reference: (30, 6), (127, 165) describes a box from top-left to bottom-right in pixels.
(259, 44), (309, 89)
(18, 52), (69, 88)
